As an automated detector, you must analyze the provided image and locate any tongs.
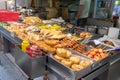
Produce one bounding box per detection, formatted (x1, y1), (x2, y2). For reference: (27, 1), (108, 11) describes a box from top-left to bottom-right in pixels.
(81, 38), (90, 44)
(104, 47), (120, 52)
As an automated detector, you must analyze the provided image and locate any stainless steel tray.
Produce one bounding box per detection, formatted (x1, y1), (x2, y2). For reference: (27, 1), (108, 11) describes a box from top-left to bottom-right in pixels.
(9, 45), (46, 79)
(70, 49), (110, 70)
(47, 50), (94, 80)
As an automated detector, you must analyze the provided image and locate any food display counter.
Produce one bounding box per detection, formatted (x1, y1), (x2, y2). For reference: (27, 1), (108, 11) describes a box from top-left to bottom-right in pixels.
(0, 18), (120, 80)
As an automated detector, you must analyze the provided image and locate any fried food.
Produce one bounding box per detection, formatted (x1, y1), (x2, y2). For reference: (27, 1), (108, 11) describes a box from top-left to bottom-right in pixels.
(71, 64), (84, 71)
(44, 39), (60, 46)
(103, 40), (114, 46)
(70, 56), (80, 64)
(66, 50), (72, 58)
(84, 48), (109, 61)
(56, 48), (67, 58)
(23, 16), (42, 25)
(61, 59), (73, 67)
(34, 41), (56, 53)
(79, 60), (91, 67)
(54, 54), (64, 61)
(80, 32), (92, 38)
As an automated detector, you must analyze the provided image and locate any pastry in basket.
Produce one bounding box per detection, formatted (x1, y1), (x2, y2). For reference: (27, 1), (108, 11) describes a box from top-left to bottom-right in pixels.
(61, 59), (73, 67)
(71, 64), (84, 71)
(70, 56), (80, 64)
(44, 39), (60, 46)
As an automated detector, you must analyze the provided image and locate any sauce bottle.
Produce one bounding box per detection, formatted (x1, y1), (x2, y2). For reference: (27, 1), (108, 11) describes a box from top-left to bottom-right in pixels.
(21, 40), (30, 52)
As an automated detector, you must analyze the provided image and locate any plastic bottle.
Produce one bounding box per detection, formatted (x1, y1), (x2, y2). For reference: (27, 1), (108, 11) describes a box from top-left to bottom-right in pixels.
(21, 40), (30, 52)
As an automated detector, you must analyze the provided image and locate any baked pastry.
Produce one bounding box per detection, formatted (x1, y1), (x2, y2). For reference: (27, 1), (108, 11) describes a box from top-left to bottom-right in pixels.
(71, 64), (84, 71)
(56, 48), (67, 58)
(66, 51), (72, 58)
(54, 54), (64, 61)
(61, 59), (73, 67)
(79, 60), (91, 67)
(70, 56), (80, 64)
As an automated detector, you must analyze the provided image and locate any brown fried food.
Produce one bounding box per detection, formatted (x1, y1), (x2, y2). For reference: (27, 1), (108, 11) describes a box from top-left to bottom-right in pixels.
(71, 64), (84, 71)
(44, 39), (60, 46)
(70, 56), (80, 64)
(56, 48), (67, 58)
(54, 54), (64, 61)
(103, 40), (114, 46)
(34, 41), (56, 53)
(61, 59), (73, 67)
(79, 60), (91, 67)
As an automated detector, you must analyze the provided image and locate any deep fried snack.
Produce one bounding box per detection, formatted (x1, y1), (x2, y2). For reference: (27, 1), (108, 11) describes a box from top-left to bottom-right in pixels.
(71, 64), (84, 71)
(54, 54), (64, 61)
(44, 39), (60, 46)
(70, 56), (80, 64)
(61, 59), (73, 67)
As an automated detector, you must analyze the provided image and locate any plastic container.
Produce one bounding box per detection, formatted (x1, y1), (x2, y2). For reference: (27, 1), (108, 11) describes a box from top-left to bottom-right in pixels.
(21, 40), (30, 52)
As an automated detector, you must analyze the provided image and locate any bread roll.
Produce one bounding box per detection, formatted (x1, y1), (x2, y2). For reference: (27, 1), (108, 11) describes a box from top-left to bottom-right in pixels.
(71, 64), (84, 71)
(66, 50), (72, 58)
(61, 59), (72, 67)
(70, 56), (80, 64)
(54, 54), (64, 61)
(56, 48), (67, 58)
(79, 60), (91, 67)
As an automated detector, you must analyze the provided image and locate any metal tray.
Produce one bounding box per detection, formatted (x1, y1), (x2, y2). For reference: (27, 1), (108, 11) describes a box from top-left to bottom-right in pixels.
(9, 45), (46, 79)
(47, 50), (94, 80)
(70, 49), (110, 70)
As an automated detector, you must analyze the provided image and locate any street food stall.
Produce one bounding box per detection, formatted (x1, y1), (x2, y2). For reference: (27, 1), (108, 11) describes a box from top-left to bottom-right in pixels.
(0, 15), (119, 80)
